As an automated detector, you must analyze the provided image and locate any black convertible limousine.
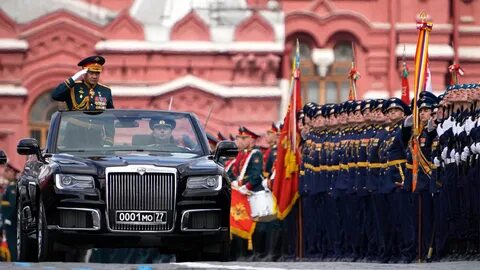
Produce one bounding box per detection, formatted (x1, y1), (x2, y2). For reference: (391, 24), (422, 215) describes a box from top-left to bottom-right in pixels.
(15, 110), (237, 262)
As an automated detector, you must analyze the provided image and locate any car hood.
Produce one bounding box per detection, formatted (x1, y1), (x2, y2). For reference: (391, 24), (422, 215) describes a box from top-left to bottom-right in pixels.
(50, 153), (222, 177)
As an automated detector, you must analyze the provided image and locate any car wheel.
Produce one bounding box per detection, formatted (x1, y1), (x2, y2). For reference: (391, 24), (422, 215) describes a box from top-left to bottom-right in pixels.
(37, 202), (55, 262)
(16, 197), (36, 262)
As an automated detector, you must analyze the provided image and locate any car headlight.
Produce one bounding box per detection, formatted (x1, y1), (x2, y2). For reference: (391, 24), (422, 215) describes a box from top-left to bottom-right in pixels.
(55, 174), (95, 190)
(186, 175), (222, 191)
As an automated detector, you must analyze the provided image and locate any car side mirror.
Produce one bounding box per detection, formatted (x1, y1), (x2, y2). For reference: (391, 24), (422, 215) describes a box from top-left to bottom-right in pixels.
(0, 150), (6, 165)
(214, 141), (238, 162)
(17, 138), (44, 162)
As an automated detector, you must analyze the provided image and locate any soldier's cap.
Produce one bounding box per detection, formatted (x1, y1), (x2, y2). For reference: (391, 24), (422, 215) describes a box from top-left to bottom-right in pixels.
(207, 132), (219, 145)
(384, 97), (411, 115)
(229, 134), (235, 141)
(149, 117), (176, 130)
(372, 99), (385, 111)
(267, 122), (279, 133)
(445, 84), (460, 93)
(296, 111), (304, 121)
(418, 96), (438, 109)
(5, 162), (20, 173)
(307, 105), (319, 118)
(78, 55), (105, 73)
(361, 99), (373, 113)
(302, 102), (317, 115)
(314, 105), (323, 118)
(343, 100), (355, 114)
(353, 100), (363, 112)
(419, 91), (437, 101)
(328, 104), (338, 115)
(217, 132), (227, 141)
(237, 126), (260, 139)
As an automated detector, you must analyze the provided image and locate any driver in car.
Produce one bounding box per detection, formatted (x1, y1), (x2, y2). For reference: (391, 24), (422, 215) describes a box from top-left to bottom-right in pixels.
(150, 118), (176, 145)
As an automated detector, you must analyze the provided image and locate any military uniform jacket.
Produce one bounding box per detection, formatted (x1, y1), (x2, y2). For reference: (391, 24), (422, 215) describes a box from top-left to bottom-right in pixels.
(382, 121), (407, 193)
(52, 78), (114, 111)
(240, 148), (264, 192)
(403, 125), (436, 192)
(1, 183), (16, 228)
(366, 124), (389, 192)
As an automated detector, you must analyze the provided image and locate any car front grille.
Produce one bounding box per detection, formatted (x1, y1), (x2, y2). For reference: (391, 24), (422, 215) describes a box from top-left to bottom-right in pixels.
(106, 168), (176, 232)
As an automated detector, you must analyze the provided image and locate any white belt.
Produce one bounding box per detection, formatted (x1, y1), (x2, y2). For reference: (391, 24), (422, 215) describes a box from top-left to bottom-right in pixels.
(444, 158), (456, 165)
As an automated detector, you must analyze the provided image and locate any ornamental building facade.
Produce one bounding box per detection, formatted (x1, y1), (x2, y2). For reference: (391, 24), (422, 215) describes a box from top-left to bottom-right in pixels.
(0, 0), (479, 167)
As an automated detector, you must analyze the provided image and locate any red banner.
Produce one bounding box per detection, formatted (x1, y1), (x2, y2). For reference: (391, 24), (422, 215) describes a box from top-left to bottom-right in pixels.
(230, 188), (256, 239)
(272, 69), (302, 220)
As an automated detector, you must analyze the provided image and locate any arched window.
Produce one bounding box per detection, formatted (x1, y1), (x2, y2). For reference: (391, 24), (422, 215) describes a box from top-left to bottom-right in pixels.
(291, 38), (354, 104)
(29, 91), (66, 148)
(325, 41), (353, 103)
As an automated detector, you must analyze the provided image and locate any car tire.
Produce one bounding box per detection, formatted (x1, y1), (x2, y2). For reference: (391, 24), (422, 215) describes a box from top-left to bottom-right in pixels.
(16, 197), (36, 262)
(37, 202), (55, 262)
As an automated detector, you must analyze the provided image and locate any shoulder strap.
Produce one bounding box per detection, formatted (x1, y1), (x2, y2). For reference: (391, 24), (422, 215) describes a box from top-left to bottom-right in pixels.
(238, 149), (260, 183)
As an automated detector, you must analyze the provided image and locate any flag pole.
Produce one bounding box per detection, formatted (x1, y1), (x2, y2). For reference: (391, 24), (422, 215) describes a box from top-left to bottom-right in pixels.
(412, 10), (433, 263)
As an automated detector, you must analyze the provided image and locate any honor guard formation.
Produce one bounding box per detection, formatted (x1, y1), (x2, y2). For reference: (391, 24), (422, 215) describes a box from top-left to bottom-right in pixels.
(296, 85), (480, 263)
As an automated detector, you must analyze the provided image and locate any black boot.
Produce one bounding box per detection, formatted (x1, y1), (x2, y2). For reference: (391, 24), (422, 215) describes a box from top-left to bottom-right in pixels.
(252, 230), (267, 261)
(262, 229), (283, 261)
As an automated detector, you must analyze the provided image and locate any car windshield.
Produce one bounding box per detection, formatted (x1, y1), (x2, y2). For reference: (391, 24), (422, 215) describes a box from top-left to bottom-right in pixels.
(55, 111), (204, 156)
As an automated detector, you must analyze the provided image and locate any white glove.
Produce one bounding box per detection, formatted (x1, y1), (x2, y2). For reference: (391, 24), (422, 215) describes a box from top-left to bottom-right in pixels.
(404, 115), (413, 127)
(433, 157), (440, 167)
(4, 219), (11, 226)
(470, 144), (477, 155)
(71, 68), (88, 81)
(441, 148), (448, 160)
(476, 142), (480, 154)
(437, 124), (445, 137)
(231, 181), (239, 188)
(450, 149), (456, 160)
(461, 147), (470, 161)
(465, 117), (474, 135)
(454, 152), (460, 164)
(239, 185), (251, 195)
(443, 117), (453, 131)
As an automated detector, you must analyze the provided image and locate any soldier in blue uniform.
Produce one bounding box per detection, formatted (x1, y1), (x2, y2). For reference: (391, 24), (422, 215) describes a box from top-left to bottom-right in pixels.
(52, 55), (114, 111)
(380, 98), (411, 262)
(366, 99), (389, 262)
(402, 92), (439, 261)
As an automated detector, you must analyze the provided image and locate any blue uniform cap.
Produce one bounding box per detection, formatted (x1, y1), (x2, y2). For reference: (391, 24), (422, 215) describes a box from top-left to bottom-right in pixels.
(384, 97), (411, 115)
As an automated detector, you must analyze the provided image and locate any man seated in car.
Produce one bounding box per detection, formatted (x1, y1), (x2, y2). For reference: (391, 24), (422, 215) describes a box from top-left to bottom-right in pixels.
(150, 118), (176, 145)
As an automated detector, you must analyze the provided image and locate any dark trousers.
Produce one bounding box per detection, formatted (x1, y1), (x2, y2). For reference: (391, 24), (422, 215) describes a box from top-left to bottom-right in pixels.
(394, 190), (416, 262)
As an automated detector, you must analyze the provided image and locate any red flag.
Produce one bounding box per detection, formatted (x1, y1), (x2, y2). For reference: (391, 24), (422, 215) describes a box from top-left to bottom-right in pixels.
(272, 69), (302, 220)
(0, 230), (11, 262)
(230, 188), (256, 239)
(401, 62), (410, 105)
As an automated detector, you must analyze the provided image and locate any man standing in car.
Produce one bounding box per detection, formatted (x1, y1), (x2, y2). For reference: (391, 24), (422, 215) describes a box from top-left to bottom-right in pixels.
(52, 55), (114, 111)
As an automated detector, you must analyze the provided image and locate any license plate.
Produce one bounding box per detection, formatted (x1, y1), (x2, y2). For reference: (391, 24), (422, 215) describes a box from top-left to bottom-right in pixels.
(115, 211), (167, 225)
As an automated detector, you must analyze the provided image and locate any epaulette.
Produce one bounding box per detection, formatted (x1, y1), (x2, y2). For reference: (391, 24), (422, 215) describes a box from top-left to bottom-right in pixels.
(97, 82), (111, 89)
